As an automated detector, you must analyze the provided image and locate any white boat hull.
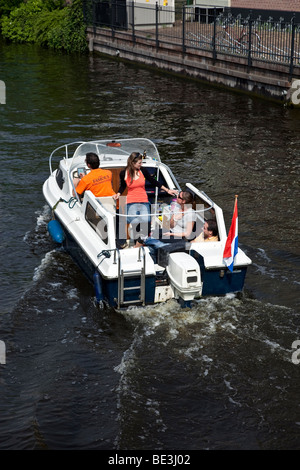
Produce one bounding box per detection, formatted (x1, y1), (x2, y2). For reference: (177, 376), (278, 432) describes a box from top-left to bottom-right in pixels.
(43, 138), (252, 308)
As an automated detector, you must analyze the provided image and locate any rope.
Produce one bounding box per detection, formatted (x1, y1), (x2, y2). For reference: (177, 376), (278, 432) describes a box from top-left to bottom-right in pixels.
(114, 205), (214, 218)
(97, 250), (111, 259)
(52, 196), (78, 212)
(96, 249), (114, 268)
(51, 197), (213, 219)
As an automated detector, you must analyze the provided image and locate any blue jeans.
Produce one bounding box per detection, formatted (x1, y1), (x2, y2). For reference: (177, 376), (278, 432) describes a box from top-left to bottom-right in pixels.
(145, 236), (189, 265)
(144, 237), (167, 263)
(127, 202), (151, 239)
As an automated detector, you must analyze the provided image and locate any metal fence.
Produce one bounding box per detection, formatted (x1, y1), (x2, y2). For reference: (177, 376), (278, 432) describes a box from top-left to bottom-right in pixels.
(84, 1), (300, 73)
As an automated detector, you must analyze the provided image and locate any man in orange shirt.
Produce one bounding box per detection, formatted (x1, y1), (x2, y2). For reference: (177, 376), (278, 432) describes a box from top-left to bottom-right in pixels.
(75, 152), (115, 198)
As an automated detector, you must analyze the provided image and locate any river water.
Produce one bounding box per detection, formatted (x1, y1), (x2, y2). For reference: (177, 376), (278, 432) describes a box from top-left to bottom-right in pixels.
(0, 40), (299, 451)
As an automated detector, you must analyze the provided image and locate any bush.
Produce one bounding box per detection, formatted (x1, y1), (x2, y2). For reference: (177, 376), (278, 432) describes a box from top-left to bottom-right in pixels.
(34, 8), (68, 48)
(0, 0), (88, 52)
(0, 0), (23, 18)
(48, 0), (88, 53)
(1, 0), (44, 42)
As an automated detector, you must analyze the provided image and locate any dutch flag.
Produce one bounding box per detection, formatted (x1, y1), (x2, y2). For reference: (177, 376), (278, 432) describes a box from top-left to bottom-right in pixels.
(223, 196), (238, 272)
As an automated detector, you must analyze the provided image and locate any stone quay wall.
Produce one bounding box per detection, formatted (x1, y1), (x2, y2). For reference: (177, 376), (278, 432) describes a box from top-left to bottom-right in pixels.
(87, 26), (300, 104)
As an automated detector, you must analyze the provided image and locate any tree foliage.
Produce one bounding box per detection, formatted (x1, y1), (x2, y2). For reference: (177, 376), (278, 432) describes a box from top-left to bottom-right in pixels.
(0, 0), (23, 17)
(0, 0), (88, 53)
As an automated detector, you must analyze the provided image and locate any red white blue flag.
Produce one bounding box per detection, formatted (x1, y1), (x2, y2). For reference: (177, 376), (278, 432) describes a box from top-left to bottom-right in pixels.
(223, 196), (238, 272)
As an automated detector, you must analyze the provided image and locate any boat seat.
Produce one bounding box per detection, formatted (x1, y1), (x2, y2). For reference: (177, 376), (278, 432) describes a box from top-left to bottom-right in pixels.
(109, 168), (128, 196)
(96, 196), (116, 214)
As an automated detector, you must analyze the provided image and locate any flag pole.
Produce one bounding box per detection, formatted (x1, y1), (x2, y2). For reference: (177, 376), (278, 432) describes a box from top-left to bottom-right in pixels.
(233, 194), (238, 213)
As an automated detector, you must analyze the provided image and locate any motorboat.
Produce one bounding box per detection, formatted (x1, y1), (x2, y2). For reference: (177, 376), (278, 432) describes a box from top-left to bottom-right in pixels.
(42, 138), (252, 308)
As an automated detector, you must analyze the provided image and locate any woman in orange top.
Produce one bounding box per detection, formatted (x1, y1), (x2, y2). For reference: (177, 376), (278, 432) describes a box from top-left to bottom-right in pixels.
(75, 152), (115, 198)
(114, 152), (177, 244)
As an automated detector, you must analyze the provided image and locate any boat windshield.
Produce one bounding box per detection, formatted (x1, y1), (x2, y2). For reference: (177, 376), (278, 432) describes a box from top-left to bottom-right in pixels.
(71, 138), (160, 167)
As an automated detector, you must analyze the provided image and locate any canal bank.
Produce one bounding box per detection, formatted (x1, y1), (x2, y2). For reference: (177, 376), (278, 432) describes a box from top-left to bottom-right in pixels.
(84, 2), (300, 105)
(87, 25), (300, 104)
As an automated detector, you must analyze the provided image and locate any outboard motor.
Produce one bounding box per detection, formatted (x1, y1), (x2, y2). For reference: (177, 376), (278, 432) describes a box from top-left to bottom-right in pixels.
(166, 252), (202, 304)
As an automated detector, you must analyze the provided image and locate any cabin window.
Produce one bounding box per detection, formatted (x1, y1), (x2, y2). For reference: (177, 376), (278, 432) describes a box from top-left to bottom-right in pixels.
(56, 167), (64, 190)
(85, 202), (108, 244)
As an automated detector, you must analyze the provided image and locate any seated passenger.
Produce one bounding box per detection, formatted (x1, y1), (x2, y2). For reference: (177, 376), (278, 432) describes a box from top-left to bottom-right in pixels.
(192, 219), (219, 243)
(162, 191), (196, 241)
(74, 152), (116, 199)
(135, 191), (196, 261)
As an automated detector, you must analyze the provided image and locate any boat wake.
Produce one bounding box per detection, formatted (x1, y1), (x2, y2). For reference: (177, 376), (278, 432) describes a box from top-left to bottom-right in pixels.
(18, 204), (83, 311)
(253, 246), (299, 285)
(112, 294), (297, 449)
(23, 205), (53, 254)
(117, 294), (295, 368)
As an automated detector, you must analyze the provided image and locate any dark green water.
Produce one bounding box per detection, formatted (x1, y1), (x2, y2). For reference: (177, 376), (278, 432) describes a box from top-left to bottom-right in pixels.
(0, 40), (299, 450)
